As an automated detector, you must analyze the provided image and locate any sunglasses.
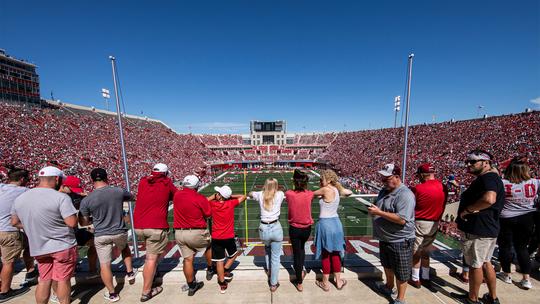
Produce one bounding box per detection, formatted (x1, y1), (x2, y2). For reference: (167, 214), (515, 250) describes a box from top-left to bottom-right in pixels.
(465, 159), (483, 165)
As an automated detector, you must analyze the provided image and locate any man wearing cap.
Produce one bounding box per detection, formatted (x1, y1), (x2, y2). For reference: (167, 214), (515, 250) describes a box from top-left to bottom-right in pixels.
(207, 185), (246, 293)
(79, 168), (136, 302)
(368, 164), (415, 304)
(173, 174), (213, 296)
(455, 150), (504, 304)
(133, 163), (177, 301)
(409, 163), (447, 289)
(0, 167), (31, 301)
(11, 166), (78, 304)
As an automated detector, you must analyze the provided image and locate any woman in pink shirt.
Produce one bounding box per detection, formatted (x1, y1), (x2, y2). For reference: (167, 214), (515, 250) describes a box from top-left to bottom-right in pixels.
(285, 170), (314, 292)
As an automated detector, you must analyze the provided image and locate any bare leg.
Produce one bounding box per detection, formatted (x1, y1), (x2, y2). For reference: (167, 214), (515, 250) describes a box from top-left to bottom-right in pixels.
(483, 262), (497, 300)
(35, 280), (52, 304)
(216, 261), (225, 282)
(142, 254), (158, 295)
(183, 256), (195, 283)
(0, 262), (14, 293)
(121, 246), (133, 273)
(384, 267), (395, 289)
(468, 267), (483, 301)
(396, 279), (408, 301)
(55, 280), (72, 304)
(100, 263), (115, 294)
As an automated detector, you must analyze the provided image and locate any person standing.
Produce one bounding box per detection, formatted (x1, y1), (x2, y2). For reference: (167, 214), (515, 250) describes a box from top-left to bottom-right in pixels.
(497, 157), (539, 289)
(369, 164), (416, 304)
(250, 178), (284, 292)
(284, 169), (314, 292)
(0, 167), (31, 301)
(133, 163), (177, 301)
(409, 163), (447, 288)
(79, 168), (136, 302)
(207, 185), (246, 293)
(11, 166), (78, 304)
(173, 175), (213, 296)
(456, 150), (505, 304)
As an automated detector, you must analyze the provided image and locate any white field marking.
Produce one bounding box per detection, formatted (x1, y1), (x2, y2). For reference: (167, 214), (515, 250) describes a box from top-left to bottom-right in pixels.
(164, 244), (181, 258)
(433, 240), (453, 250)
(304, 241), (315, 254)
(349, 240), (380, 254)
(310, 170), (320, 177)
(242, 245), (255, 255)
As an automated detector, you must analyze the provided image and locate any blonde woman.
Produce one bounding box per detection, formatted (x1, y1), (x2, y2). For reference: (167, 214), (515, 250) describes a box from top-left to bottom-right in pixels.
(313, 169), (349, 291)
(249, 178), (284, 292)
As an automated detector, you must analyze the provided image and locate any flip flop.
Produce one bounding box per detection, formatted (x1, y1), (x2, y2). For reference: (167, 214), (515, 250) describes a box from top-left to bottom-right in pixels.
(315, 280), (330, 292)
(336, 279), (347, 290)
(140, 286), (163, 302)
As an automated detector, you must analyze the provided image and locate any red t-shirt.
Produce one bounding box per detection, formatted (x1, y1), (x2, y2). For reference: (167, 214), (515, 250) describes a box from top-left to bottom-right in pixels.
(285, 190), (314, 228)
(173, 188), (211, 229)
(210, 199), (240, 240)
(133, 174), (177, 229)
(411, 179), (447, 221)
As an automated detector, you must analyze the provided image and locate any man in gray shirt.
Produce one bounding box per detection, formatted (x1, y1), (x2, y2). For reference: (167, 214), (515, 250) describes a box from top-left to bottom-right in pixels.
(11, 166), (78, 304)
(79, 168), (136, 302)
(368, 164), (415, 304)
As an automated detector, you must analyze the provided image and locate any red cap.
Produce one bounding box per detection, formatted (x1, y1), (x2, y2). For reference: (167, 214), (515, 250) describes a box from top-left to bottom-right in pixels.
(417, 163), (435, 174)
(63, 176), (83, 194)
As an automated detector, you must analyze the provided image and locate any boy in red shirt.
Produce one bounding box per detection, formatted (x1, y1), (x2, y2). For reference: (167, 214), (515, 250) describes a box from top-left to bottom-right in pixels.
(207, 185), (246, 293)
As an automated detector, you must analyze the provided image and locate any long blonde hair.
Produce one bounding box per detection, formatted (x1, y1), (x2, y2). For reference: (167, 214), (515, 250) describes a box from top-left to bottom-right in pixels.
(262, 178), (279, 211)
(320, 169), (345, 194)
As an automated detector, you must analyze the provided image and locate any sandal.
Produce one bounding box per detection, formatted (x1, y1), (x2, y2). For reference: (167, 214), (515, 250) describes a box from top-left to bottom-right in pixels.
(336, 279), (347, 290)
(140, 286), (163, 302)
(315, 280), (330, 292)
(270, 283), (280, 292)
(294, 281), (303, 292)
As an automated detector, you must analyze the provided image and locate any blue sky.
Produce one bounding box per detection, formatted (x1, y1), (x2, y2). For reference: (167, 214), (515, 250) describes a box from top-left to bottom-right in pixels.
(1, 0), (539, 134)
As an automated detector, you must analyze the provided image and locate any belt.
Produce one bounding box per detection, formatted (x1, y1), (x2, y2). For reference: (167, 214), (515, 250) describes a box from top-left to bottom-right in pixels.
(260, 220), (278, 225)
(176, 227), (206, 230)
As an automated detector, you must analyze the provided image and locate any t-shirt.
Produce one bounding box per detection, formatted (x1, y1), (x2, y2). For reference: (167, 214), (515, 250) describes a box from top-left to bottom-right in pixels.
(80, 186), (132, 237)
(373, 184), (416, 243)
(210, 199), (239, 239)
(285, 190), (314, 228)
(411, 179), (446, 221)
(456, 172), (505, 237)
(252, 191), (284, 222)
(12, 188), (77, 256)
(173, 188), (211, 229)
(0, 183), (27, 232)
(134, 174), (177, 229)
(500, 178), (540, 218)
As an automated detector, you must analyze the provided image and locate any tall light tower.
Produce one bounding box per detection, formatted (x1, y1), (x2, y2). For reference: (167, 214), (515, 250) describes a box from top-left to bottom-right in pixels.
(101, 88), (111, 111)
(394, 96), (401, 128)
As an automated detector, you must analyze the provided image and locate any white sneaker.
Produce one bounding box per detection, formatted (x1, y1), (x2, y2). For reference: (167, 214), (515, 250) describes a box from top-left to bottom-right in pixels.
(497, 272), (512, 284)
(104, 292), (120, 302)
(520, 279), (532, 290)
(49, 294), (60, 304)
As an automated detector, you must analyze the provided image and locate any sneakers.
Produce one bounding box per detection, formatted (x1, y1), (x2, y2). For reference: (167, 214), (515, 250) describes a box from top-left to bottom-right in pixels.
(104, 292), (120, 303)
(408, 279), (421, 289)
(481, 293), (500, 304)
(224, 271), (234, 282)
(188, 281), (204, 296)
(126, 270), (137, 285)
(49, 294), (60, 304)
(376, 282), (397, 299)
(85, 272), (101, 280)
(497, 272), (512, 284)
(0, 287), (30, 303)
(19, 268), (39, 287)
(393, 299), (406, 304)
(218, 281), (228, 294)
(206, 267), (216, 281)
(520, 279), (533, 290)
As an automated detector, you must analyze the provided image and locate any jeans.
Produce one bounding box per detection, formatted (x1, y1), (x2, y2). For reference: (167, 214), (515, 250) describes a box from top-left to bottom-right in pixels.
(289, 225), (311, 283)
(259, 221), (283, 286)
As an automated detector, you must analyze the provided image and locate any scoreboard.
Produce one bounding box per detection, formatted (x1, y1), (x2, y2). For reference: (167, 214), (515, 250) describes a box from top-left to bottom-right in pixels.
(252, 121), (284, 132)
(250, 120), (287, 145)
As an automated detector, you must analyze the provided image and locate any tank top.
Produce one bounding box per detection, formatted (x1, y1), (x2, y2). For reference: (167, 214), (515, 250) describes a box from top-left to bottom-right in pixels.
(319, 187), (340, 218)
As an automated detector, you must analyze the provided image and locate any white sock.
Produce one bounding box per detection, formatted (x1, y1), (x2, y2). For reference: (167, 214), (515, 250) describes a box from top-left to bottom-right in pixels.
(421, 267), (430, 280)
(412, 268), (420, 281)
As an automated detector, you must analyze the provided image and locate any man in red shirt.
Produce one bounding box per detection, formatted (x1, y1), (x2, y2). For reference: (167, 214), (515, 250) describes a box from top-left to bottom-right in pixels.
(409, 163), (447, 288)
(173, 175), (212, 296)
(133, 163), (177, 301)
(207, 185), (246, 294)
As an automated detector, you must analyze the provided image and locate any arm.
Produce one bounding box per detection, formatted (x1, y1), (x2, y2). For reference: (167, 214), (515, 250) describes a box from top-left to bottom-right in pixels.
(367, 205), (406, 225)
(207, 193), (217, 201)
(231, 194), (247, 203)
(11, 214), (23, 229)
(312, 187), (327, 197)
(64, 214), (78, 228)
(459, 191), (497, 219)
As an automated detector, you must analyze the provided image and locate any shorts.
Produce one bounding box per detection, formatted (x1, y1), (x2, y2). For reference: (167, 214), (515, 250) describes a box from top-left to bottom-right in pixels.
(135, 229), (169, 255)
(461, 233), (497, 269)
(174, 229), (211, 258)
(414, 220), (439, 252)
(379, 239), (414, 282)
(94, 232), (128, 264)
(212, 238), (238, 261)
(35, 246), (77, 282)
(0, 231), (23, 263)
(75, 228), (94, 246)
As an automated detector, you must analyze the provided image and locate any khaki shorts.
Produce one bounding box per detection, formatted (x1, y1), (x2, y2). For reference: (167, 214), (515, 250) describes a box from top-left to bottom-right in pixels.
(0, 231), (23, 263)
(174, 229), (211, 258)
(414, 220), (439, 252)
(461, 233), (497, 269)
(94, 232), (128, 264)
(135, 229), (169, 255)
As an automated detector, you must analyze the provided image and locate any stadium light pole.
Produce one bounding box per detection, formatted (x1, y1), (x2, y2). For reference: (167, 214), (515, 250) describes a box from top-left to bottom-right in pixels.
(109, 55), (139, 258)
(393, 96), (401, 128)
(101, 88), (110, 111)
(401, 54), (414, 183)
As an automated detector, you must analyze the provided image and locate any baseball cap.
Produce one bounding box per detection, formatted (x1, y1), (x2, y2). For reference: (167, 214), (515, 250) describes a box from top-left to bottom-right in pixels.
(214, 185), (232, 199)
(416, 163), (435, 174)
(90, 168), (108, 182)
(183, 175), (200, 188)
(153, 163), (169, 174)
(38, 166), (65, 178)
(377, 163), (402, 177)
(63, 176), (83, 193)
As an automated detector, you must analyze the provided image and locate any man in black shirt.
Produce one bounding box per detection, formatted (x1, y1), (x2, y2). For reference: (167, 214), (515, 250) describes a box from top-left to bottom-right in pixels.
(456, 150), (504, 304)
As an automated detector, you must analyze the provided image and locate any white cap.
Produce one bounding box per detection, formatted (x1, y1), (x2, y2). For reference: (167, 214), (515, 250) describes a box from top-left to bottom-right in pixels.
(38, 166), (65, 178)
(183, 175), (200, 188)
(153, 163), (169, 174)
(214, 185), (232, 199)
(377, 163), (401, 177)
